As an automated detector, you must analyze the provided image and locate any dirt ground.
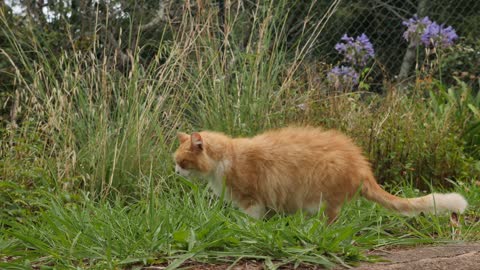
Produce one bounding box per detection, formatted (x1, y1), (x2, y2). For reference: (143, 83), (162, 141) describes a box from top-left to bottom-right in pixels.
(141, 243), (480, 270)
(351, 243), (480, 270)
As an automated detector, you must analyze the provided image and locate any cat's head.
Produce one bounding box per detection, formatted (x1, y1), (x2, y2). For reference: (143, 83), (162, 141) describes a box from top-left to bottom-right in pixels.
(173, 132), (215, 177)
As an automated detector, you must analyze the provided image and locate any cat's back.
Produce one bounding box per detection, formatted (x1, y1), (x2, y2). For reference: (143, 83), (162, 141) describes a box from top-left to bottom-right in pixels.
(253, 126), (359, 153)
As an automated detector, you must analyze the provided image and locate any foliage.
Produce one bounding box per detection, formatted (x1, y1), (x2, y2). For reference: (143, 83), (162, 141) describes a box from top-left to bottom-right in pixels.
(302, 91), (479, 188)
(0, 122), (52, 222)
(440, 39), (480, 91)
(1, 180), (478, 269)
(429, 79), (480, 159)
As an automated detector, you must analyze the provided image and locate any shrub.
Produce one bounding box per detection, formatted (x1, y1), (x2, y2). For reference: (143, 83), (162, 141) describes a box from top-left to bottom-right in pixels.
(300, 89), (479, 188)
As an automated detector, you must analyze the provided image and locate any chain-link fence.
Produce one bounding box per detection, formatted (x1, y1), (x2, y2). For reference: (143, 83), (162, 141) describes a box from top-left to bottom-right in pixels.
(301, 0), (480, 78)
(2, 0), (478, 82)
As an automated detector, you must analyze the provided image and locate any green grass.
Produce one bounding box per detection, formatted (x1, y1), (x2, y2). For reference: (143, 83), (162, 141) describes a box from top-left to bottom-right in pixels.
(1, 178), (479, 269)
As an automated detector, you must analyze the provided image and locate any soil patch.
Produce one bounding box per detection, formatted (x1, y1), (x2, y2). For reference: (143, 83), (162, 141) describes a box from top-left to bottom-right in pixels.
(138, 243), (480, 270)
(351, 243), (480, 270)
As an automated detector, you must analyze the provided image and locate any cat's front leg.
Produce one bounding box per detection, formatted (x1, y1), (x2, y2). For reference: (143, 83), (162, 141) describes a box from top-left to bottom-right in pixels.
(241, 203), (266, 219)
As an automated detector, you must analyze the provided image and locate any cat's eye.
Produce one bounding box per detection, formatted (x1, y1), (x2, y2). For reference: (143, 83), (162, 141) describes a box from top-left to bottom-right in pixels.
(178, 160), (188, 169)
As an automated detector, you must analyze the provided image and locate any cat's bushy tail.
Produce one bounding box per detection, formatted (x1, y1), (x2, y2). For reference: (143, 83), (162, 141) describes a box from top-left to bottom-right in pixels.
(361, 179), (468, 216)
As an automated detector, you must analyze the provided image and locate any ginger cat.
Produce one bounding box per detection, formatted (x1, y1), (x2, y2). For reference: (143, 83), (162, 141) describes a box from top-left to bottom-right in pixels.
(173, 126), (467, 222)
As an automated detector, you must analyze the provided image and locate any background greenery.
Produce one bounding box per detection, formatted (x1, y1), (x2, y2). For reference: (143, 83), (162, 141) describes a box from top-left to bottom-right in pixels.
(1, 0), (479, 269)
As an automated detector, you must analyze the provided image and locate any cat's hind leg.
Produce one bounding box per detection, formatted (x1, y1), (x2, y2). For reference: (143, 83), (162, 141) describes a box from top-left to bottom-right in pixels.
(305, 202), (338, 224)
(241, 203), (266, 219)
(325, 206), (340, 224)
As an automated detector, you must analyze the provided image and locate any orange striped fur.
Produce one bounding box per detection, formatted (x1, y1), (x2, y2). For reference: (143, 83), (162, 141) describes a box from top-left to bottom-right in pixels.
(174, 126), (467, 222)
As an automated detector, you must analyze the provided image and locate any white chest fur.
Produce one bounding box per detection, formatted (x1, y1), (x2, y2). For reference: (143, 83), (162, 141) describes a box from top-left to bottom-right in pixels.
(207, 159), (231, 200)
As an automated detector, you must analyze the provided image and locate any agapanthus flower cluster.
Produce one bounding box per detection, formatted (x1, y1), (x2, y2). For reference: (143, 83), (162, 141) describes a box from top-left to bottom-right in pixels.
(403, 15), (458, 48)
(327, 66), (359, 90)
(421, 22), (458, 48)
(328, 33), (374, 91)
(402, 15), (432, 46)
(334, 33), (375, 67)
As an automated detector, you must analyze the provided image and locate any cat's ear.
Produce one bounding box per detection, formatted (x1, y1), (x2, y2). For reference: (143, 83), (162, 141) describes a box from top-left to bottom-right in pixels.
(177, 132), (189, 143)
(191, 132), (203, 151)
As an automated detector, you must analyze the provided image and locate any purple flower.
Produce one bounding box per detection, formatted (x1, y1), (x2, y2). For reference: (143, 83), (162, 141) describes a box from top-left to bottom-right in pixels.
(340, 34), (354, 43)
(439, 26), (458, 47)
(334, 34), (375, 67)
(357, 33), (375, 58)
(402, 15), (432, 45)
(327, 66), (359, 90)
(420, 22), (440, 46)
(421, 22), (458, 48)
(403, 15), (458, 48)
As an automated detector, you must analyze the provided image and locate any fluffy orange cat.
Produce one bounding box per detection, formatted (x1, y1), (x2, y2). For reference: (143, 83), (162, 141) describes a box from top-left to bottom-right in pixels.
(173, 126), (467, 222)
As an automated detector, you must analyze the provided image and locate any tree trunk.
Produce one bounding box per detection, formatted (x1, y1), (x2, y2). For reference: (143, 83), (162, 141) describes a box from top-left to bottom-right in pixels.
(397, 0), (428, 82)
(70, 0), (80, 30)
